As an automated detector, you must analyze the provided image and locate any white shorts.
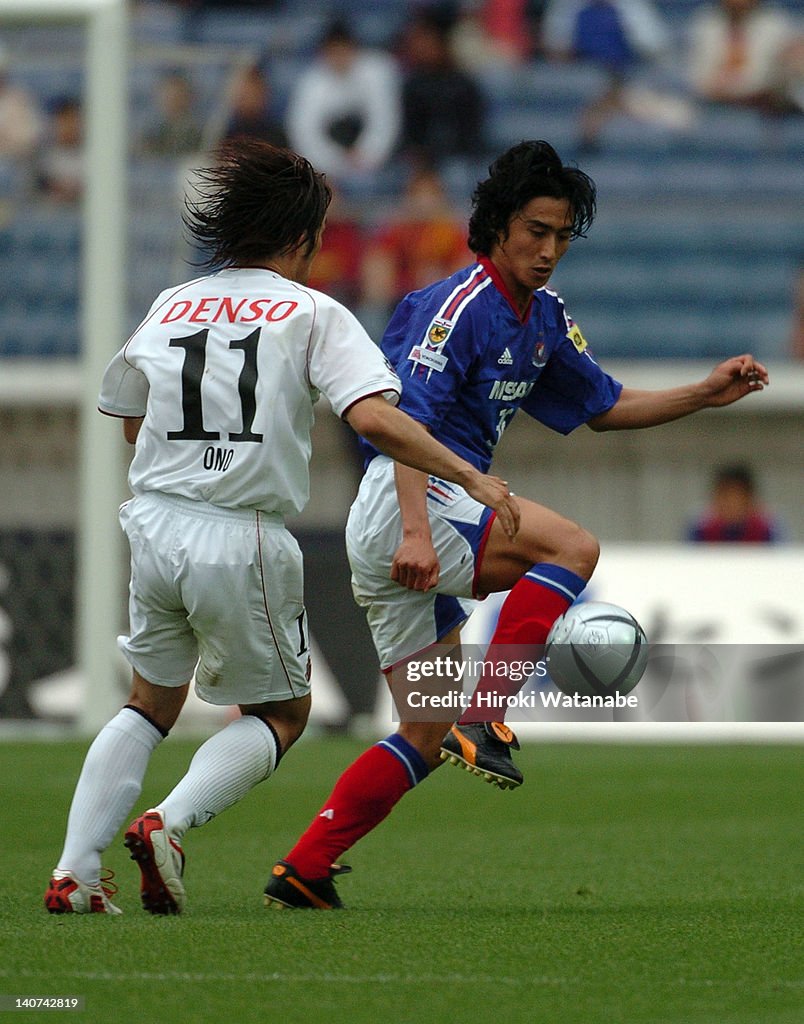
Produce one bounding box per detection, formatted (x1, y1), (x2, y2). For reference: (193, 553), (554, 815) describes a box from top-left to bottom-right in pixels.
(345, 456), (495, 670)
(119, 492), (311, 706)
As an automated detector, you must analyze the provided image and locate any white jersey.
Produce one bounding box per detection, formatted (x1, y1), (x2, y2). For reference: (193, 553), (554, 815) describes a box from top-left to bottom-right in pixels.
(99, 268), (401, 516)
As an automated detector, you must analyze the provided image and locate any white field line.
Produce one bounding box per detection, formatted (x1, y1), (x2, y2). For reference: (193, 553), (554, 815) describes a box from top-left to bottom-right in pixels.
(1, 968), (801, 989)
(0, 967), (569, 987)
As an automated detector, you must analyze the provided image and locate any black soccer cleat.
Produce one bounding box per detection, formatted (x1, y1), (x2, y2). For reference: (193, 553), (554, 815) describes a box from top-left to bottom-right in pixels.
(263, 860), (351, 910)
(440, 722), (523, 789)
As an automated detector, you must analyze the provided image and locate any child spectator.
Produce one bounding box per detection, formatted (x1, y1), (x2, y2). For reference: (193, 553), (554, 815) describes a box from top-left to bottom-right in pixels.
(686, 464), (787, 543)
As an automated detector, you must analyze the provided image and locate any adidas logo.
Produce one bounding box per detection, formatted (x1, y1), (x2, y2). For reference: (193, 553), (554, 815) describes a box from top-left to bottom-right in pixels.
(497, 347), (513, 365)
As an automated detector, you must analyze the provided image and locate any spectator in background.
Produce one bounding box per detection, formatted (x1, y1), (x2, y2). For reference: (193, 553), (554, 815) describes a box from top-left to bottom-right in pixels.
(306, 185), (365, 308)
(686, 464), (786, 543)
(220, 61), (287, 148)
(37, 97), (84, 203)
(543, 0), (671, 151)
(399, 9), (486, 171)
(306, 183), (374, 485)
(359, 164), (471, 336)
(452, 0), (542, 67)
(139, 70), (204, 158)
(0, 42), (44, 168)
(687, 0), (801, 115)
(286, 20), (400, 188)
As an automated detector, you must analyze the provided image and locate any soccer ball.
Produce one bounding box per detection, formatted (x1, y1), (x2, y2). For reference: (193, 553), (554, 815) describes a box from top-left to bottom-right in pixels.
(545, 601), (648, 698)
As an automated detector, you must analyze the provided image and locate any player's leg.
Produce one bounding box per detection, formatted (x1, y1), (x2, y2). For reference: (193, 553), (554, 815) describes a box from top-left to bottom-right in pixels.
(263, 462), (483, 907)
(44, 670), (189, 915)
(127, 694), (310, 915)
(150, 694), (310, 841)
(468, 495), (598, 699)
(126, 509), (313, 913)
(47, 492), (200, 913)
(442, 497), (598, 784)
(264, 630), (462, 909)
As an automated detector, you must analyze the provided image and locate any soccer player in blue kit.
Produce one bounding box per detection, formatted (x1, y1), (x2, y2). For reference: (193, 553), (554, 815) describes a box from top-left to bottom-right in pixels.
(264, 140), (769, 909)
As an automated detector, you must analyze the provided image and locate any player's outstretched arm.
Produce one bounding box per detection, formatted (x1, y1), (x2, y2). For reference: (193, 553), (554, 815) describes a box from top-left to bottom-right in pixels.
(345, 395), (520, 538)
(587, 355), (769, 431)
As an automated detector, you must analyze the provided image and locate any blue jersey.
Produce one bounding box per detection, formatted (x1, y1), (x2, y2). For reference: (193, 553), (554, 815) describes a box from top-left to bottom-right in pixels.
(362, 257), (622, 473)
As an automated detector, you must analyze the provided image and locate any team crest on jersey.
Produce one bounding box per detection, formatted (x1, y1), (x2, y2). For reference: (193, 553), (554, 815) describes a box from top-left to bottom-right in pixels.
(427, 318), (452, 345)
(531, 340), (547, 367)
(408, 316), (454, 376)
(567, 322), (588, 354)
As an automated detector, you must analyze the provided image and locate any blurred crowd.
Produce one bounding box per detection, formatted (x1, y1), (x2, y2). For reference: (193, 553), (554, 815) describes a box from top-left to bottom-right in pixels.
(0, 0), (802, 347)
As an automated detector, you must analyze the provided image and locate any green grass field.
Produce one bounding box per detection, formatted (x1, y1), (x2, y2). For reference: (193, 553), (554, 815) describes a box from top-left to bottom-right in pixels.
(1, 736), (801, 1023)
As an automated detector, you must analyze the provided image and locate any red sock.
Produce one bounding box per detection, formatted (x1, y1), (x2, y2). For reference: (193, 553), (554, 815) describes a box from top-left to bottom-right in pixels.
(459, 564), (586, 724)
(285, 735), (428, 879)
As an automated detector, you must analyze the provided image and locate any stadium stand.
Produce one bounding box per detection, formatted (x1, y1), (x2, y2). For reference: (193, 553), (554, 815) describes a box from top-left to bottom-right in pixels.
(0, 0), (801, 360)
(1, 1), (802, 728)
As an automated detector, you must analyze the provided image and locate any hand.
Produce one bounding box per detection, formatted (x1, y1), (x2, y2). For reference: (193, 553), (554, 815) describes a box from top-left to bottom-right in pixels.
(391, 535), (441, 592)
(463, 471), (520, 539)
(701, 355), (769, 408)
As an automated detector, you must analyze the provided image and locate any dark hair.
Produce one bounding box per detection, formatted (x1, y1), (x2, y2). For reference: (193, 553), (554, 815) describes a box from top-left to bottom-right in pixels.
(468, 140), (597, 254)
(49, 95), (81, 116)
(184, 139), (332, 270)
(411, 8), (453, 38)
(714, 463), (756, 493)
(322, 18), (356, 47)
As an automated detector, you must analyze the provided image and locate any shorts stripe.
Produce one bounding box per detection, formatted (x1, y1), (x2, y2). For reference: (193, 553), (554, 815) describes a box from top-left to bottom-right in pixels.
(433, 593), (467, 639)
(256, 510), (299, 697)
(472, 510), (497, 598)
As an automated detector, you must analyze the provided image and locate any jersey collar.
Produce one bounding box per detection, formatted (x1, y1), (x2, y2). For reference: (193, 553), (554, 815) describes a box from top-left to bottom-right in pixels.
(478, 256), (534, 325)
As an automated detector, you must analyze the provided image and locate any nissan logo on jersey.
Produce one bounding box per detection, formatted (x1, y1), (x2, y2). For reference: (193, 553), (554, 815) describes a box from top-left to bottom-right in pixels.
(488, 379), (536, 402)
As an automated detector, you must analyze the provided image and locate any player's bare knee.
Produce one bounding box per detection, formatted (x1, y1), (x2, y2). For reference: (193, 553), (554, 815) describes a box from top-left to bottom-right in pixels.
(127, 671), (188, 732)
(571, 527), (600, 580)
(544, 522), (599, 580)
(244, 694), (311, 755)
(268, 713), (308, 753)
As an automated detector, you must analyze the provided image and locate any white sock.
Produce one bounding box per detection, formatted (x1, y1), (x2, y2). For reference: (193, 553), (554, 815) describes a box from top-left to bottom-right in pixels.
(157, 715), (278, 840)
(57, 707), (164, 884)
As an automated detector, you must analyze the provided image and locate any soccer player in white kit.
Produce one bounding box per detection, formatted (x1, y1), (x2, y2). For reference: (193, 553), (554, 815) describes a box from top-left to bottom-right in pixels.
(44, 140), (518, 916)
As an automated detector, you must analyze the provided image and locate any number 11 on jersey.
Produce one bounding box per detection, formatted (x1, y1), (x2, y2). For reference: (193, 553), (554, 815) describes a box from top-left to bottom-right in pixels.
(168, 328), (264, 443)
